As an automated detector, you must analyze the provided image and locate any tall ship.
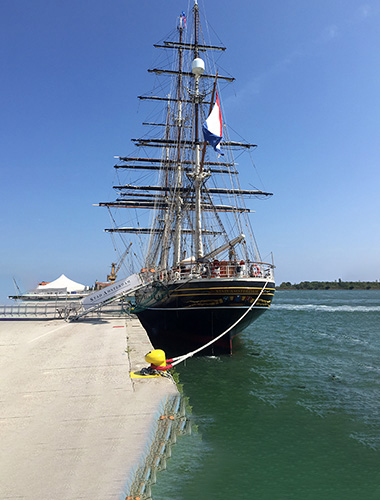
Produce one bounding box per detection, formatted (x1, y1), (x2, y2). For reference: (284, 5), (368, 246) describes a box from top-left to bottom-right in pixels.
(98, 1), (275, 356)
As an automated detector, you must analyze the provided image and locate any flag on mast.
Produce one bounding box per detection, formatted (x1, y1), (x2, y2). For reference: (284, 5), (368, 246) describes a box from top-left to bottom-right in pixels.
(202, 92), (223, 155)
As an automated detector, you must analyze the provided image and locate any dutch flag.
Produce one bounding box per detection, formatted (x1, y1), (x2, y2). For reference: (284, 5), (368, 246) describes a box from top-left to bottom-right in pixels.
(202, 92), (224, 155)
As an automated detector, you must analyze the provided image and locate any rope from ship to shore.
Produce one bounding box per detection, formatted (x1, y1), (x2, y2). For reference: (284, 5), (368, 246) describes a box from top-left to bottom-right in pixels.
(170, 280), (270, 366)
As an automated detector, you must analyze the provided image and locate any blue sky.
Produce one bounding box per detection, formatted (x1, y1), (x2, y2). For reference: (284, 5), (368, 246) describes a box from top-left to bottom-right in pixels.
(1, 0), (380, 301)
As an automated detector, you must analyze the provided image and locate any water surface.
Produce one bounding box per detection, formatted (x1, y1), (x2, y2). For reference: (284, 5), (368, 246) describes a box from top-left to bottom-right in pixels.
(152, 290), (380, 499)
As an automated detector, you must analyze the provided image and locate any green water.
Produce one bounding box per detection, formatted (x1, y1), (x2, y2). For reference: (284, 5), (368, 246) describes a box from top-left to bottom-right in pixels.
(152, 290), (380, 499)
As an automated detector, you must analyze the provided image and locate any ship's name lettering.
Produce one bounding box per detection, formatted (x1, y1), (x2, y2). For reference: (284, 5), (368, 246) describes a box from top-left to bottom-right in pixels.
(88, 279), (132, 302)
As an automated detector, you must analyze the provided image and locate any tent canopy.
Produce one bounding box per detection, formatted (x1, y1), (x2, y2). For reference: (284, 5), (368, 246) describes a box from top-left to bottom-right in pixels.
(36, 274), (87, 292)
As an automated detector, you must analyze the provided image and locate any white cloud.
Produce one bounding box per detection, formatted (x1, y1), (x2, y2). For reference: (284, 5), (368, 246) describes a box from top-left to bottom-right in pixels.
(360, 4), (371, 18)
(321, 24), (340, 42)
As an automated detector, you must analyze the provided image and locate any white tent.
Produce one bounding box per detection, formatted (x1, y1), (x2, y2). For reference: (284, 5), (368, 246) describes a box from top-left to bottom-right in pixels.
(36, 274), (87, 292)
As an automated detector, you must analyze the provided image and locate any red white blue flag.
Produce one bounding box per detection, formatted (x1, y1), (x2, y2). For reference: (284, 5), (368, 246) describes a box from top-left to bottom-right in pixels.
(202, 92), (223, 155)
(181, 11), (186, 28)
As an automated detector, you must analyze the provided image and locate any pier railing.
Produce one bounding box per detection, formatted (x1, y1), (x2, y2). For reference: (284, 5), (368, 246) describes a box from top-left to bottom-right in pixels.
(0, 300), (133, 320)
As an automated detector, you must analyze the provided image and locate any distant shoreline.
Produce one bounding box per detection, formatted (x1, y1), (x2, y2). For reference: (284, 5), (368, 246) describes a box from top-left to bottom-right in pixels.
(277, 280), (380, 290)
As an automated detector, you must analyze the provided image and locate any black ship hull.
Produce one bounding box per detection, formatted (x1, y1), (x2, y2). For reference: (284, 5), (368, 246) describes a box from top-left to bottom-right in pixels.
(135, 278), (275, 356)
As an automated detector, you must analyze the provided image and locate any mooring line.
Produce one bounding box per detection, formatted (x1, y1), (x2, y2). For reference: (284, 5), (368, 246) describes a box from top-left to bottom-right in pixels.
(171, 280), (270, 366)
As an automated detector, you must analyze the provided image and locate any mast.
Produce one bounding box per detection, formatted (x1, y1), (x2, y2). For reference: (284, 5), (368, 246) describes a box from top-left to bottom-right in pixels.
(98, 0), (273, 272)
(172, 14), (185, 267)
(191, 0), (209, 260)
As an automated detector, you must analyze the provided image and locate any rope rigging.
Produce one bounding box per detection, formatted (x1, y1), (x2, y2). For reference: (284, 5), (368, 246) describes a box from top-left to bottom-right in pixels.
(94, 0), (275, 367)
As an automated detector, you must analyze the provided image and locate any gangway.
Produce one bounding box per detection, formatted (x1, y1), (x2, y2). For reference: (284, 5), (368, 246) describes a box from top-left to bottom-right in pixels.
(68, 272), (151, 321)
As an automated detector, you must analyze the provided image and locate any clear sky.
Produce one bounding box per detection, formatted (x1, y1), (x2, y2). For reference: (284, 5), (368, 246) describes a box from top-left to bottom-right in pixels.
(1, 0), (380, 301)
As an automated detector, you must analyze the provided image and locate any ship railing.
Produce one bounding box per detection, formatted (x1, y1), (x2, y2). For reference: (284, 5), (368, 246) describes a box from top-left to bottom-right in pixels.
(166, 261), (275, 281)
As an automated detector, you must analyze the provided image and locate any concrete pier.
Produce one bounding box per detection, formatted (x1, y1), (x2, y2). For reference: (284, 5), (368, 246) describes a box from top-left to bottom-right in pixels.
(0, 317), (178, 500)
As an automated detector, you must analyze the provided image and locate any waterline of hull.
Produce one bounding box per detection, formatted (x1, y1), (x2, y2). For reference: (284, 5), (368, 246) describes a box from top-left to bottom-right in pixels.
(137, 304), (269, 357)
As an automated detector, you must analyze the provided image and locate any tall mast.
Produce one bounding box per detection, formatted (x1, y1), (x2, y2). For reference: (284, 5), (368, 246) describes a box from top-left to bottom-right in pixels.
(191, 0), (209, 260)
(172, 14), (185, 267)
